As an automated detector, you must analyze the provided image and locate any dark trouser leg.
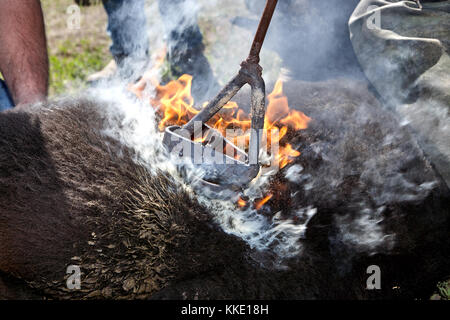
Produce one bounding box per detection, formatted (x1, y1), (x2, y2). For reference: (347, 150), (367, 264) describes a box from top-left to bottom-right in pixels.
(0, 80), (14, 111)
(102, 0), (150, 78)
(158, 0), (218, 102)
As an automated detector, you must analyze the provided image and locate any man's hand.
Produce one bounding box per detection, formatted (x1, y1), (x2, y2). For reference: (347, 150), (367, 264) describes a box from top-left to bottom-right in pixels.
(0, 0), (49, 107)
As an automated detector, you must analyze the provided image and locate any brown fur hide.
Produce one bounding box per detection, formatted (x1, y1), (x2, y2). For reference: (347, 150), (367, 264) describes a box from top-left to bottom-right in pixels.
(0, 79), (448, 299)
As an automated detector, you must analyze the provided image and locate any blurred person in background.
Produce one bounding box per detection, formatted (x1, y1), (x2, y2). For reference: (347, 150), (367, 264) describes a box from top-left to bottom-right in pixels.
(84, 0), (218, 101)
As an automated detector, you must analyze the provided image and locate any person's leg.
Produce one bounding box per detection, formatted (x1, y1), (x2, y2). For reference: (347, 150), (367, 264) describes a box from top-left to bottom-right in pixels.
(158, 0), (218, 102)
(89, 0), (149, 82)
(103, 0), (149, 64)
(0, 79), (14, 111)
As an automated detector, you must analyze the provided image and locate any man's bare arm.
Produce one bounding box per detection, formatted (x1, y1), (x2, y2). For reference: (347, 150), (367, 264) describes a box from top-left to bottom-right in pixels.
(0, 0), (49, 106)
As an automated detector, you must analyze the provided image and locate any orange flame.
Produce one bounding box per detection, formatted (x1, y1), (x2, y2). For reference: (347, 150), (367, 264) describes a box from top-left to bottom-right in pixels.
(130, 74), (311, 169)
(255, 194), (273, 210)
(128, 47), (167, 99)
(237, 197), (247, 208)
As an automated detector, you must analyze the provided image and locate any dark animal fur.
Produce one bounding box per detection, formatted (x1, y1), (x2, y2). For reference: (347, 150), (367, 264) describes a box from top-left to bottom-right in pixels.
(0, 79), (448, 299)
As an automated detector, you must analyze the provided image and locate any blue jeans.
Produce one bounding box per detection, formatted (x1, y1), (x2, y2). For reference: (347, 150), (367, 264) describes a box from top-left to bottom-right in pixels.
(0, 80), (14, 111)
(157, 0), (204, 61)
(102, 0), (150, 64)
(102, 0), (203, 65)
(104, 0), (216, 100)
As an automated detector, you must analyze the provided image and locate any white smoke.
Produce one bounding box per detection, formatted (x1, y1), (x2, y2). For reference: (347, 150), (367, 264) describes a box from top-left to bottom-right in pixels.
(334, 205), (394, 254)
(397, 99), (450, 186)
(197, 194), (317, 263)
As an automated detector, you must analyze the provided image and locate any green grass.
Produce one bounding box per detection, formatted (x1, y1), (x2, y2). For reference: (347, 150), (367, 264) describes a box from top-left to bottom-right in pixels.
(437, 279), (450, 300)
(49, 39), (109, 95)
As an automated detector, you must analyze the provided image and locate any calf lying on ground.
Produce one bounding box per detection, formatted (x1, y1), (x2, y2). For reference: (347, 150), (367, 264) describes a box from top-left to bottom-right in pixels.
(0, 79), (448, 299)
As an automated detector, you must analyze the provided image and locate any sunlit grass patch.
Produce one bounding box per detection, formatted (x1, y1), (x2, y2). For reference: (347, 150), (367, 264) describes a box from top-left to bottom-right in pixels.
(49, 39), (109, 95)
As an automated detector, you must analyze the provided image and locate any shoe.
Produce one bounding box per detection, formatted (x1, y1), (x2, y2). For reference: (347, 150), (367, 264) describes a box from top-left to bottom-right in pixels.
(86, 60), (117, 84)
(116, 54), (150, 83)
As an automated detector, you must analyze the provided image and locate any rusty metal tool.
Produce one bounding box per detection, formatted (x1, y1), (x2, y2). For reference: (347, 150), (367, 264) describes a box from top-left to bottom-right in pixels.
(163, 0), (278, 190)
